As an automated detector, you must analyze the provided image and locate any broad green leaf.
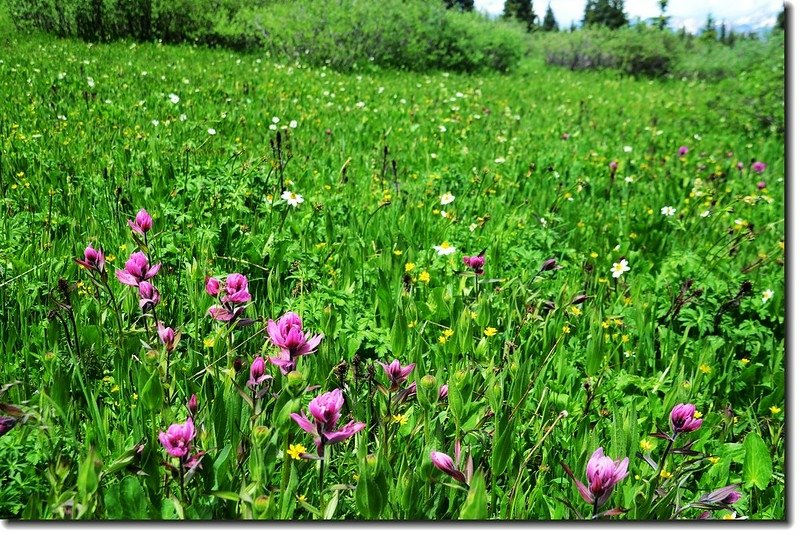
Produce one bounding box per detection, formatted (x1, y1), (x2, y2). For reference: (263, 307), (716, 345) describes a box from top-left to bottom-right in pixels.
(743, 432), (772, 490)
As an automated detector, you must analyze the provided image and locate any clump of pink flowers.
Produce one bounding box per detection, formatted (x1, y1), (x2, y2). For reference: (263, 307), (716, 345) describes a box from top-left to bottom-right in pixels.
(378, 359), (415, 391)
(751, 161), (766, 174)
(128, 208), (153, 237)
(207, 273), (253, 325)
(670, 403), (703, 434)
(115, 251), (161, 287)
(267, 311), (324, 374)
(290, 388), (365, 456)
(430, 440), (473, 485)
(462, 255), (485, 275)
(159, 418), (196, 459)
(564, 447), (629, 513)
(75, 244), (106, 275)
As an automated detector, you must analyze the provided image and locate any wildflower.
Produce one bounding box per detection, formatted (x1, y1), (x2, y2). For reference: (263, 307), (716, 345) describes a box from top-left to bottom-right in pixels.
(484, 327), (498, 337)
(115, 252), (160, 287)
(462, 255), (485, 275)
(289, 120), (298, 129)
(670, 403), (703, 434)
(623, 146), (632, 153)
(378, 360), (416, 389)
(392, 414), (409, 425)
(433, 241), (456, 255)
(697, 485), (741, 507)
(179, 114), (187, 121)
(75, 244), (106, 274)
(138, 281), (161, 311)
(751, 161), (766, 174)
(290, 389), (365, 456)
(660, 469), (672, 479)
(208, 273), (252, 323)
(187, 394), (198, 416)
(267, 311), (324, 374)
(281, 190), (304, 207)
(418, 271), (431, 283)
(157, 323), (178, 352)
(205, 276), (221, 296)
(430, 451), (466, 484)
(207, 128), (217, 135)
(661, 206), (676, 217)
(610, 259), (630, 279)
(128, 208), (153, 236)
(761, 289), (774, 303)
(639, 439), (654, 452)
(442, 328), (454, 339)
(700, 210), (711, 218)
(247, 356), (272, 391)
(699, 363), (711, 374)
(770, 406), (781, 415)
(87, 77), (95, 88)
(439, 384), (449, 400)
(757, 180), (766, 190)
(539, 258), (560, 272)
(158, 418), (196, 458)
(168, 93), (180, 104)
(287, 444), (307, 460)
(562, 326), (571, 334)
(609, 161), (618, 171)
(678, 146), (689, 157)
(440, 192), (455, 205)
(405, 262), (416, 272)
(566, 447), (629, 508)
(0, 416), (17, 437)
(223, 273), (251, 304)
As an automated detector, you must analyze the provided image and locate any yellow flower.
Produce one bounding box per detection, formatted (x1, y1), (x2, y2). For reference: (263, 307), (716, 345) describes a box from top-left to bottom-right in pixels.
(393, 249), (402, 256)
(569, 306), (582, 316)
(629, 232), (638, 239)
(740, 358), (750, 365)
(770, 406), (781, 415)
(391, 414), (409, 425)
(443, 328), (454, 339)
(484, 327), (498, 337)
(639, 439), (654, 452)
(660, 469), (672, 479)
(623, 296), (633, 305)
(203, 337), (216, 348)
(296, 494), (307, 503)
(601, 321), (610, 329)
(106, 254), (116, 262)
(693, 410), (703, 419)
(598, 277), (609, 284)
(407, 320), (418, 328)
(590, 252), (599, 259)
(699, 363), (711, 374)
(405, 262), (416, 272)
(613, 318), (623, 326)
(287, 444), (307, 460)
(621, 334), (630, 343)
(470, 311), (478, 320)
(438, 336), (448, 344)
(418, 271), (431, 283)
(562, 325), (571, 334)
(708, 456), (720, 464)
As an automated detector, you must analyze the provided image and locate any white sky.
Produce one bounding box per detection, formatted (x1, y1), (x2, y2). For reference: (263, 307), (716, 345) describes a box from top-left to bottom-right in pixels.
(475, 0), (784, 32)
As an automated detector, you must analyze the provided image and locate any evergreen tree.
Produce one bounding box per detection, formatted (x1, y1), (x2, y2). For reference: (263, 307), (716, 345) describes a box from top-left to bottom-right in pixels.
(656, 0), (669, 30)
(775, 6), (785, 31)
(542, 3), (558, 31)
(583, 0), (627, 29)
(444, 0), (475, 11)
(700, 13), (717, 42)
(504, 0), (537, 31)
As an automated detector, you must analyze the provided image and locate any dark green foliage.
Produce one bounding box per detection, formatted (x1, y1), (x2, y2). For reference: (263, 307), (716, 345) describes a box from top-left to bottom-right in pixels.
(582, 0), (627, 30)
(444, 0), (474, 11)
(542, 3), (557, 32)
(775, 5), (785, 32)
(503, 0), (536, 31)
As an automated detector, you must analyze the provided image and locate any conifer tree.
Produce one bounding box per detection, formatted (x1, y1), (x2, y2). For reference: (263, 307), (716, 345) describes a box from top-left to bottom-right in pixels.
(542, 4), (558, 31)
(503, 0), (537, 31)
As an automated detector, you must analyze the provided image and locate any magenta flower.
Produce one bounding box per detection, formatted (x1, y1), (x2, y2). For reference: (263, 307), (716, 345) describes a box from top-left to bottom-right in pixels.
(439, 384), (449, 400)
(222, 273), (251, 304)
(138, 281), (161, 311)
(205, 276), (221, 297)
(568, 447), (629, 508)
(462, 255), (485, 275)
(757, 181), (766, 190)
(267, 312), (324, 374)
(379, 359), (416, 389)
(751, 161), (766, 174)
(157, 323), (177, 352)
(75, 244), (105, 274)
(678, 146), (689, 157)
(187, 394), (199, 416)
(697, 485), (741, 508)
(609, 161), (618, 171)
(128, 208), (153, 236)
(0, 416), (17, 437)
(430, 451), (466, 483)
(247, 356), (272, 392)
(158, 418), (196, 458)
(670, 403), (703, 434)
(290, 389), (365, 456)
(115, 251), (160, 287)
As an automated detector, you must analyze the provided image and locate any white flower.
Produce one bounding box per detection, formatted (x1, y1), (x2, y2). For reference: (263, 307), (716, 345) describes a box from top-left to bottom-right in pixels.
(438, 125), (447, 133)
(494, 157), (506, 164)
(661, 206), (676, 217)
(179, 114), (187, 122)
(289, 120), (298, 128)
(151, 119), (159, 127)
(611, 259), (630, 279)
(433, 241), (456, 256)
(623, 145), (632, 153)
(168, 93), (180, 104)
(58, 72), (66, 80)
(269, 124), (277, 131)
(207, 128), (217, 135)
(440, 210), (449, 218)
(762, 289), (774, 303)
(625, 176), (634, 183)
(440, 192), (455, 205)
(87, 77), (95, 88)
(700, 210), (710, 218)
(272, 116), (280, 124)
(355, 101), (365, 109)
(57, 114), (67, 121)
(282, 190), (304, 207)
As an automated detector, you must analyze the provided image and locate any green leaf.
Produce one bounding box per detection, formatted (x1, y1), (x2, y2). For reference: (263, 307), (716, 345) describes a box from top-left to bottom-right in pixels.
(459, 471), (488, 520)
(140, 369), (164, 411)
(120, 477), (148, 520)
(491, 416), (515, 478)
(77, 448), (100, 498)
(743, 432), (772, 490)
(211, 490), (240, 502)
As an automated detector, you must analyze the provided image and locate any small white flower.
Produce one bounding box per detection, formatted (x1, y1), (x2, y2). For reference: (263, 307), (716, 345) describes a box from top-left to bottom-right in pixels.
(207, 128), (216, 135)
(151, 119), (159, 127)
(272, 116), (280, 124)
(269, 124), (277, 131)
(623, 146), (633, 153)
(430, 153), (437, 159)
(289, 120), (298, 128)
(355, 101), (365, 109)
(87, 77), (95, 88)
(540, 218), (547, 227)
(624, 176), (634, 183)
(57, 114), (67, 121)
(58, 72), (66, 80)
(661, 206), (676, 217)
(179, 114), (187, 122)
(438, 125), (447, 133)
(611, 259), (630, 279)
(494, 157), (506, 164)
(440, 192), (455, 205)
(282, 190), (304, 207)
(440, 210), (449, 218)
(761, 289), (774, 303)
(168, 93), (180, 104)
(141, 71), (148, 76)
(433, 241), (456, 256)
(700, 210), (710, 218)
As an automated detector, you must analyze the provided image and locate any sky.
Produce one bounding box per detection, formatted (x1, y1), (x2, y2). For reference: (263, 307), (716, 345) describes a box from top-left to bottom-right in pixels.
(474, 0), (784, 33)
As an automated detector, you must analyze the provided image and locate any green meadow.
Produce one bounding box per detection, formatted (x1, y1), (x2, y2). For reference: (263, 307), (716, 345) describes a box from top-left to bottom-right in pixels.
(0, 0), (784, 521)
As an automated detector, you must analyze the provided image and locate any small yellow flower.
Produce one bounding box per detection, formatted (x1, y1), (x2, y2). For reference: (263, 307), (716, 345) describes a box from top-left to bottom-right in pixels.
(469, 311), (478, 320)
(699, 363), (711, 374)
(484, 327), (498, 337)
(443, 328), (454, 339)
(111, 384), (120, 393)
(438, 336), (448, 344)
(287, 444), (307, 460)
(708, 456), (720, 464)
(598, 277), (609, 284)
(639, 439), (654, 452)
(623, 296), (633, 306)
(407, 320), (418, 328)
(391, 414), (409, 425)
(405, 262), (416, 272)
(740, 358), (750, 365)
(106, 254), (116, 262)
(660, 469), (672, 479)
(613, 319), (623, 326)
(590, 252), (599, 259)
(601, 321), (610, 329)
(418, 271), (431, 283)
(296, 494), (307, 503)
(569, 306), (582, 316)
(203, 337), (215, 348)
(693, 410), (703, 419)
(562, 325), (571, 334)
(770, 406), (781, 415)
(722, 512), (737, 520)
(393, 249), (403, 256)
(132, 393), (139, 401)
(621, 334), (630, 343)
(629, 232), (638, 239)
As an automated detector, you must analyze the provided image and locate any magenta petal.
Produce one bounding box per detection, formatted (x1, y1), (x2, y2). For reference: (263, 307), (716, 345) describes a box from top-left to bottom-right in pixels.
(208, 305), (234, 321)
(144, 263), (161, 280)
(290, 413), (317, 436)
(305, 333), (324, 352)
(574, 479), (594, 504)
(322, 421), (365, 445)
(115, 270), (139, 286)
(266, 319), (282, 346)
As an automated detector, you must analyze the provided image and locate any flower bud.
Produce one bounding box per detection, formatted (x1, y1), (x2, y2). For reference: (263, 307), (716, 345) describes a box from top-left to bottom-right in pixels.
(286, 370), (305, 395)
(540, 258), (559, 272)
(187, 394), (198, 416)
(253, 495), (270, 516)
(252, 425), (271, 446)
(418, 374), (438, 408)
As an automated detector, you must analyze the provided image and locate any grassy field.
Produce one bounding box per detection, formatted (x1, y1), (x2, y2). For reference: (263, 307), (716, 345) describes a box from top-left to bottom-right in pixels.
(0, 7), (785, 521)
